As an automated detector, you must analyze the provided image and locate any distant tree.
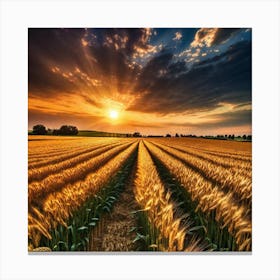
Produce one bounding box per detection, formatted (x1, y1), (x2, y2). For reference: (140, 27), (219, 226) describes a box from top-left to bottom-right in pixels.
(133, 132), (141, 137)
(52, 129), (59, 135)
(59, 125), (78, 135)
(59, 125), (68, 135)
(166, 134), (171, 137)
(247, 135), (252, 141)
(231, 134), (235, 140)
(228, 134), (231, 139)
(175, 133), (180, 137)
(242, 134), (247, 140)
(32, 124), (47, 135)
(225, 134), (227, 138)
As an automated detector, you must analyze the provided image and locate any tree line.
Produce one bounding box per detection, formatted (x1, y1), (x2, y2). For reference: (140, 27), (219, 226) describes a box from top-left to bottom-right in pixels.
(31, 124), (78, 136)
(30, 125), (252, 141)
(132, 132), (252, 141)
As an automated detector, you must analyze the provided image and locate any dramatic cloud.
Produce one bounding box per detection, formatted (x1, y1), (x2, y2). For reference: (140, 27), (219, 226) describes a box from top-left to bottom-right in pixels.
(129, 40), (251, 115)
(190, 28), (241, 48)
(29, 28), (252, 135)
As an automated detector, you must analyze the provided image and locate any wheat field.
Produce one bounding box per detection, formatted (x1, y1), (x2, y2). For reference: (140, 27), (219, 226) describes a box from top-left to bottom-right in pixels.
(28, 136), (252, 252)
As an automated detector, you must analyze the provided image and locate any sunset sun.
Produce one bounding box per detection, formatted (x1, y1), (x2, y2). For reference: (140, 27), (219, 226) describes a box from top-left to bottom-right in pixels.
(108, 110), (119, 120)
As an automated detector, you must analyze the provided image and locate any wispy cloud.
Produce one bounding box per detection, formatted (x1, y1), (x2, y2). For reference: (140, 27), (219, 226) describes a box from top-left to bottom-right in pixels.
(173, 32), (182, 41)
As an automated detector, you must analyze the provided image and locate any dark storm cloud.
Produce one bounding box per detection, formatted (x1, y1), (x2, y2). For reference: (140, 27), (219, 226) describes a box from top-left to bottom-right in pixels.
(128, 40), (251, 114)
(134, 51), (174, 91)
(211, 28), (241, 46)
(28, 29), (86, 94)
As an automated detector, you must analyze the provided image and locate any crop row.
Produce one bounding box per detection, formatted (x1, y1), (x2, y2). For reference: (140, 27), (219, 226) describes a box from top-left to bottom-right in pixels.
(144, 140), (251, 251)
(153, 139), (251, 171)
(157, 138), (251, 160)
(134, 141), (204, 251)
(28, 141), (138, 248)
(28, 142), (133, 204)
(28, 138), (251, 252)
(28, 138), (123, 167)
(28, 137), (99, 156)
(150, 141), (252, 206)
(28, 141), (123, 182)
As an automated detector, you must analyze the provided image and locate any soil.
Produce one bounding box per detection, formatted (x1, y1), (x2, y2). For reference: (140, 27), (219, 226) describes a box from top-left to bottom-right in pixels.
(88, 184), (140, 251)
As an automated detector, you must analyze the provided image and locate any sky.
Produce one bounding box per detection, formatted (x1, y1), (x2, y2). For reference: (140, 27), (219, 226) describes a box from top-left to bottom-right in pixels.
(28, 28), (252, 135)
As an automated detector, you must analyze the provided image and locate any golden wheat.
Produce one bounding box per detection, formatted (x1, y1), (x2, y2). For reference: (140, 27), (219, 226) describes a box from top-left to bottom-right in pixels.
(151, 138), (251, 171)
(134, 141), (204, 251)
(28, 137), (121, 166)
(28, 141), (124, 182)
(149, 141), (252, 205)
(144, 140), (251, 251)
(28, 141), (138, 247)
(160, 138), (251, 160)
(28, 142), (133, 204)
(28, 136), (252, 251)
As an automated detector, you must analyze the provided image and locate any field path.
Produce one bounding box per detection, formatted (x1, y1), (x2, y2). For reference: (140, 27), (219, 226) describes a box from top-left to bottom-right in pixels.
(88, 148), (140, 251)
(89, 183), (140, 251)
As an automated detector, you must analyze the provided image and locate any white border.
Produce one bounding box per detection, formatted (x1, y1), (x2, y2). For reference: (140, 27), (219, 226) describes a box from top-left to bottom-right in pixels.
(1, 0), (279, 279)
